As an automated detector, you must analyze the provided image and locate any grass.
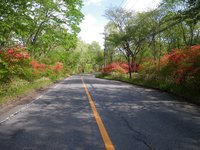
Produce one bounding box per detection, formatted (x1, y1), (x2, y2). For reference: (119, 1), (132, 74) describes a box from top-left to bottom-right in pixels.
(0, 75), (68, 105)
(0, 78), (50, 105)
(96, 73), (200, 104)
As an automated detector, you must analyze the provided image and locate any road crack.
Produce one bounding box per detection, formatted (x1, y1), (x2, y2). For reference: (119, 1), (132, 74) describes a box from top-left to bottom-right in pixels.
(121, 116), (154, 150)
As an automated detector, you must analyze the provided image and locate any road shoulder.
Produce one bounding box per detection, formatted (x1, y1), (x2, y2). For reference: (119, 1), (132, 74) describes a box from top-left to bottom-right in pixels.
(0, 81), (60, 122)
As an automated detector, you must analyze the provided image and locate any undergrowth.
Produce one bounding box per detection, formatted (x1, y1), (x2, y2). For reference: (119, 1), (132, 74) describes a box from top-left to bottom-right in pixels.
(0, 77), (65, 105)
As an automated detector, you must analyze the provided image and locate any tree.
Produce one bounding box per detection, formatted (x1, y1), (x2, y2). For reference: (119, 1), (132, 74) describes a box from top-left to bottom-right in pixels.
(105, 7), (155, 78)
(0, 0), (84, 58)
(104, 22), (117, 64)
(105, 7), (136, 78)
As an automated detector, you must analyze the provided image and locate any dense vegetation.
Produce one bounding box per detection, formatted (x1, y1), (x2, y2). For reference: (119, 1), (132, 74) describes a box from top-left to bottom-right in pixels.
(100, 0), (200, 101)
(0, 0), (103, 102)
(0, 0), (199, 103)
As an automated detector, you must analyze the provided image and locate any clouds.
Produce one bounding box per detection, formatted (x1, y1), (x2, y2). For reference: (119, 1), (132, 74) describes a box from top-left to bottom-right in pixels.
(79, 0), (162, 48)
(84, 0), (102, 6)
(78, 14), (105, 48)
(79, 0), (105, 48)
(123, 0), (161, 12)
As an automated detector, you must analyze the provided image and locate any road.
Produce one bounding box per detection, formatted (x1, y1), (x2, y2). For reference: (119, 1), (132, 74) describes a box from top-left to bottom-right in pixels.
(0, 74), (200, 150)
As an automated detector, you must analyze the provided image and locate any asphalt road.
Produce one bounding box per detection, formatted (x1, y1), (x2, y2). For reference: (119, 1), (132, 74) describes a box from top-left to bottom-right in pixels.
(0, 74), (200, 150)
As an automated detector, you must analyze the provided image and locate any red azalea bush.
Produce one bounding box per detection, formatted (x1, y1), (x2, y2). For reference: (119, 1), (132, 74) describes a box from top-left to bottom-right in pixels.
(30, 60), (46, 72)
(0, 45), (66, 82)
(102, 63), (129, 74)
(162, 49), (187, 64)
(132, 64), (140, 72)
(52, 62), (64, 72)
(102, 62), (140, 74)
(142, 45), (200, 89)
(30, 60), (65, 79)
(0, 45), (30, 64)
(30, 60), (46, 79)
(162, 45), (200, 84)
(0, 45), (31, 81)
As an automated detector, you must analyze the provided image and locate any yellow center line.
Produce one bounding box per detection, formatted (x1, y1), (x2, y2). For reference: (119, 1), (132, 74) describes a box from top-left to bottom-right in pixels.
(81, 78), (115, 150)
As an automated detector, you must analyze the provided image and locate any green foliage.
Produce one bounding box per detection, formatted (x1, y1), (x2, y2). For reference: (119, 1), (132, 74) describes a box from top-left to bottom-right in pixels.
(0, 0), (105, 104)
(136, 45), (200, 100)
(0, 0), (83, 57)
(71, 40), (103, 73)
(104, 0), (200, 66)
(0, 60), (9, 82)
(0, 77), (52, 104)
(100, 41), (200, 101)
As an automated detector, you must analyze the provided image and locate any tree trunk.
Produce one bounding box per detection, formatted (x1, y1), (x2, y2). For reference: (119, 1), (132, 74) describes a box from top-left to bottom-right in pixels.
(104, 48), (106, 67)
(189, 24), (194, 46)
(110, 51), (113, 63)
(128, 56), (132, 79)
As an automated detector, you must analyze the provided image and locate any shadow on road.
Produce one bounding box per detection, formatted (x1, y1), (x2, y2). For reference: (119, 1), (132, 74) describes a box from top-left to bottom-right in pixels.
(0, 76), (104, 150)
(0, 75), (199, 150)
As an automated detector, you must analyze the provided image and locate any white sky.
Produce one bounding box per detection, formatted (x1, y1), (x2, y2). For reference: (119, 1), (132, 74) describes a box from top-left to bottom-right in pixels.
(79, 0), (161, 48)
(79, 14), (104, 47)
(123, 0), (161, 12)
(84, 0), (102, 5)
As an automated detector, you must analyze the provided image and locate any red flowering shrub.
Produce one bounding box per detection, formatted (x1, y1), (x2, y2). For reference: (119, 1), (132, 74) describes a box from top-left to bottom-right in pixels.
(1, 46), (30, 64)
(30, 60), (46, 72)
(30, 60), (65, 79)
(0, 45), (66, 82)
(102, 62), (140, 74)
(162, 49), (187, 64)
(52, 62), (64, 72)
(29, 60), (47, 79)
(159, 45), (200, 85)
(102, 63), (129, 74)
(132, 64), (140, 72)
(0, 46), (31, 81)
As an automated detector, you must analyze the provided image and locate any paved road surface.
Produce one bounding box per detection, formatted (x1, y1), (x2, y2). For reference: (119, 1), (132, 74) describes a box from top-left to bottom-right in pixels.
(0, 74), (200, 150)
